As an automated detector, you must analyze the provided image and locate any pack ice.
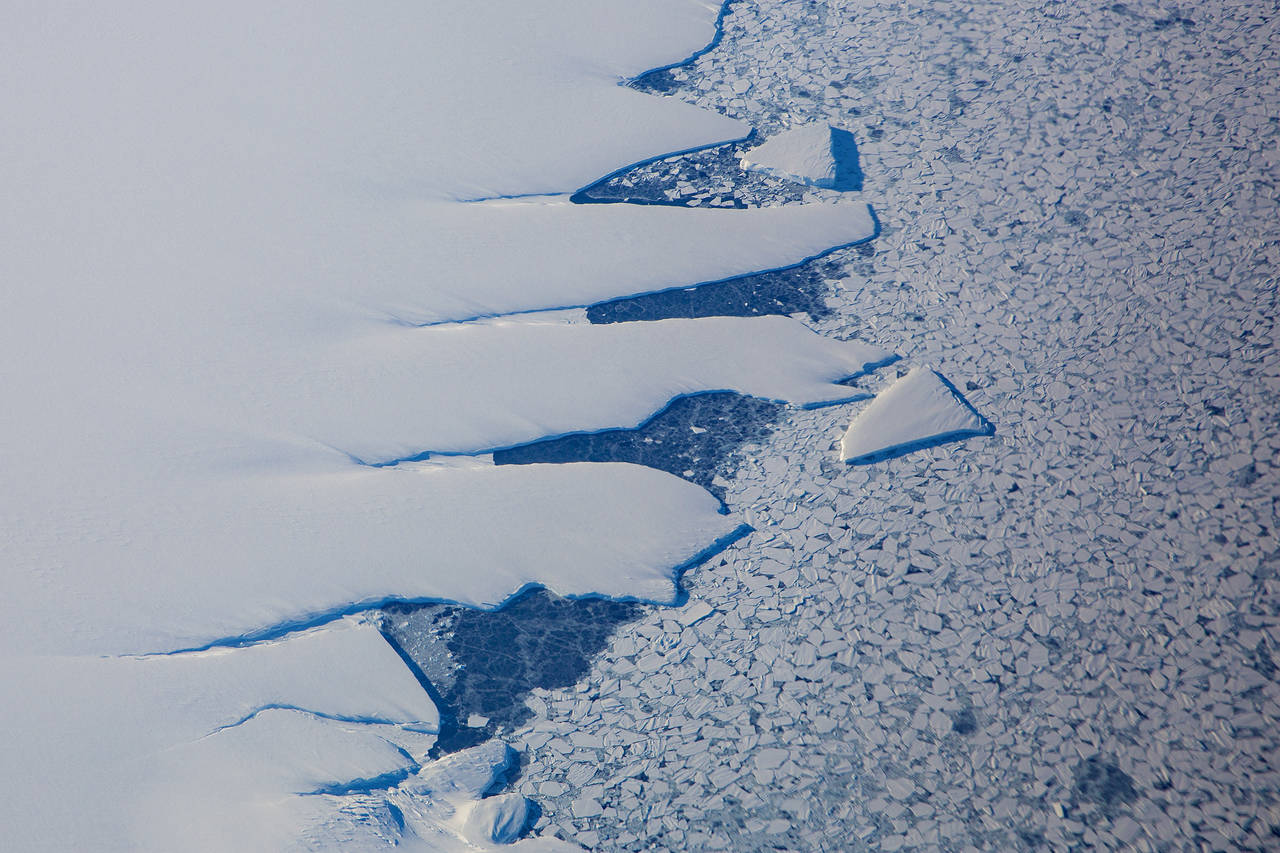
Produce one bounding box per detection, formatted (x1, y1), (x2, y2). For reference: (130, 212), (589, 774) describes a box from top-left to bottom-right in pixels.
(0, 1), (881, 849)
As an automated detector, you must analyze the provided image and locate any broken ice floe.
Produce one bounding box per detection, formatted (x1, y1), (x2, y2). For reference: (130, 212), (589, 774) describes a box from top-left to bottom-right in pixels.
(572, 141), (811, 209)
(383, 740), (580, 850)
(740, 123), (863, 191)
(840, 367), (992, 463)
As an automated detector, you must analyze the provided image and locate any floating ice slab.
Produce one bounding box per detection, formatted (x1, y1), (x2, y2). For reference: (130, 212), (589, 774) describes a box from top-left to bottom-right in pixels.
(840, 368), (992, 463)
(740, 124), (863, 190)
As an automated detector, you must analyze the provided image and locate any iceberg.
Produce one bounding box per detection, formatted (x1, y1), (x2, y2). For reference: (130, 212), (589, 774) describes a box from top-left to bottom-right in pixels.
(740, 123), (864, 190)
(840, 367), (992, 463)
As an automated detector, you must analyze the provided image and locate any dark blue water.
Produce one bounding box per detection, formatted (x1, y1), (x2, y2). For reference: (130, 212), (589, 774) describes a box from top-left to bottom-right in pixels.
(382, 590), (646, 756)
(494, 391), (784, 500)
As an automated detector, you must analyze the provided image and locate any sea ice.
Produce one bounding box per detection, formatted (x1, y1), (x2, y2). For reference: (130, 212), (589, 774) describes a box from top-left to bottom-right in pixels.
(840, 367), (992, 463)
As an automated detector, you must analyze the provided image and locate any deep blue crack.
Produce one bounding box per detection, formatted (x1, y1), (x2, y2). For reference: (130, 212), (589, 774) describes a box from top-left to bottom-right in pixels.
(205, 704), (430, 738)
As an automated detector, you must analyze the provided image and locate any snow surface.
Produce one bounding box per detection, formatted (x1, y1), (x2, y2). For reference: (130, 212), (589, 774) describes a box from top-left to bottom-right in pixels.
(840, 367), (991, 463)
(0, 0), (893, 848)
(740, 123), (847, 188)
(11, 461), (739, 656)
(0, 620), (438, 851)
(1, 0), (746, 203)
(0, 0), (882, 659)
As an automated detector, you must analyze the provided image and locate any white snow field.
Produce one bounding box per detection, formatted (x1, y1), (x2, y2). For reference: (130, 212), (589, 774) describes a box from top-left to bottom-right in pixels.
(840, 367), (991, 464)
(0, 1), (891, 849)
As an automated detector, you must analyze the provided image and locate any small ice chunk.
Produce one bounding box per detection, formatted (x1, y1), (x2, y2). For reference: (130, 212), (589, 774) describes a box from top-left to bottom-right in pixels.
(840, 368), (991, 463)
(740, 124), (862, 190)
(678, 600), (715, 625)
(885, 777), (916, 799)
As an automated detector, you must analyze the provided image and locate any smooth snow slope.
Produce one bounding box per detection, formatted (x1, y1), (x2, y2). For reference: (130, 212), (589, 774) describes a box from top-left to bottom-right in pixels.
(0, 622), (438, 851)
(0, 0), (889, 654)
(0, 1), (888, 848)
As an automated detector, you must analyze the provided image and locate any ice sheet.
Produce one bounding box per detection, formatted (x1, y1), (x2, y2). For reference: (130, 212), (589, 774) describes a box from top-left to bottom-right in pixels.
(0, 0), (745, 203)
(7, 462), (739, 656)
(2, 622), (576, 851)
(0, 0), (880, 658)
(177, 315), (890, 464)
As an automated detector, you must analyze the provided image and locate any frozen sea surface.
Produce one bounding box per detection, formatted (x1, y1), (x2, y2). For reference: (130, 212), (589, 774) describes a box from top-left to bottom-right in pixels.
(496, 1), (1280, 851)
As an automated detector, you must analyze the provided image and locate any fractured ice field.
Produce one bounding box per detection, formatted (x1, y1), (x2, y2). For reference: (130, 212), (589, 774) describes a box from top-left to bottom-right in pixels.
(0, 0), (938, 849)
(501, 0), (1280, 849)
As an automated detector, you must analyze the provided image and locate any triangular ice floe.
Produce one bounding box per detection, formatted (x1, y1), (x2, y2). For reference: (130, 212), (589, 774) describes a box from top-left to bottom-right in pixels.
(740, 123), (862, 191)
(841, 367), (991, 463)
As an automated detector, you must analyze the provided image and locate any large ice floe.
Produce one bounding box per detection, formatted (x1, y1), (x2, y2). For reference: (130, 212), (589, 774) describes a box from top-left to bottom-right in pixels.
(840, 367), (994, 464)
(740, 123), (864, 191)
(0, 0), (888, 849)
